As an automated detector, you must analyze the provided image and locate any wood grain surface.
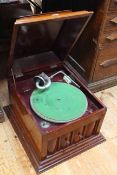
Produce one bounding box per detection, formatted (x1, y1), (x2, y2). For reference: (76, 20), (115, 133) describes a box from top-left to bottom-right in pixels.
(15, 11), (93, 25)
(0, 80), (117, 175)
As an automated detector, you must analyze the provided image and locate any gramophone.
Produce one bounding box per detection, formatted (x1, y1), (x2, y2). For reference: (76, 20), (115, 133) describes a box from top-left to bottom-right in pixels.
(4, 11), (106, 173)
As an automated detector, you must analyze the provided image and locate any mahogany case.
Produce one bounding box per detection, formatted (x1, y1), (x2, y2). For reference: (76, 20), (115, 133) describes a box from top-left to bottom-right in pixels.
(4, 11), (106, 173)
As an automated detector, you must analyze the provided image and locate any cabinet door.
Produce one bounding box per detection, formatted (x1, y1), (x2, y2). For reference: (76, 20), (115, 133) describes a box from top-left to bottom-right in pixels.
(109, 0), (117, 11)
(93, 45), (117, 81)
(93, 11), (117, 81)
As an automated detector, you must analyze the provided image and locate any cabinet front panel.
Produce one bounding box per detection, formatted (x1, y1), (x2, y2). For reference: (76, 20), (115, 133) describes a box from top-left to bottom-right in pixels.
(100, 29), (117, 48)
(109, 0), (117, 11)
(92, 5), (117, 82)
(103, 12), (117, 32)
(93, 46), (117, 81)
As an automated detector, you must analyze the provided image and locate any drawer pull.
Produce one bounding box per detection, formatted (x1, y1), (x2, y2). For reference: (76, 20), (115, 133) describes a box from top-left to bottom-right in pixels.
(100, 58), (117, 67)
(106, 33), (117, 40)
(110, 17), (117, 24)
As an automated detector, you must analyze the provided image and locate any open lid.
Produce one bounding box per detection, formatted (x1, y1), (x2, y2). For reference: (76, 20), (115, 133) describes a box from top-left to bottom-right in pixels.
(7, 10), (93, 75)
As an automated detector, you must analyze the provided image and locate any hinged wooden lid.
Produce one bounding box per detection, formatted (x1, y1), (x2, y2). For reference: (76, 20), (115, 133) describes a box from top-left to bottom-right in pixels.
(7, 10), (93, 75)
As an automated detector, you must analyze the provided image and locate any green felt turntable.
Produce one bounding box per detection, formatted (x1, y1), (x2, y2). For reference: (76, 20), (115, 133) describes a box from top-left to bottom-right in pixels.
(30, 82), (88, 123)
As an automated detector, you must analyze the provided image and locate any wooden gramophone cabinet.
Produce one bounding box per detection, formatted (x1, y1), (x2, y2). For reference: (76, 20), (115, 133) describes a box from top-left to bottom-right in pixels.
(4, 11), (106, 173)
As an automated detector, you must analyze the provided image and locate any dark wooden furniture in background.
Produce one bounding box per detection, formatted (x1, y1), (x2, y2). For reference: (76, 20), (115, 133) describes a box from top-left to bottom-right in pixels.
(70, 0), (117, 91)
(0, 0), (33, 78)
(89, 0), (117, 91)
(4, 11), (106, 173)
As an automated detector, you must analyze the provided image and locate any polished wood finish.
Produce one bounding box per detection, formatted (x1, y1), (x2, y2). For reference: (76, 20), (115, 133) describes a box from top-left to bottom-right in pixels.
(15, 11), (92, 25)
(88, 75), (117, 92)
(92, 0), (117, 89)
(4, 63), (106, 172)
(7, 11), (93, 74)
(4, 11), (106, 173)
(0, 83), (117, 175)
(100, 58), (117, 67)
(2, 105), (106, 173)
(69, 0), (117, 91)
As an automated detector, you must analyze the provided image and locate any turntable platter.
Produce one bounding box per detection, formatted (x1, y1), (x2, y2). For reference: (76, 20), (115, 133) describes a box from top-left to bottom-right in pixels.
(30, 82), (88, 123)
